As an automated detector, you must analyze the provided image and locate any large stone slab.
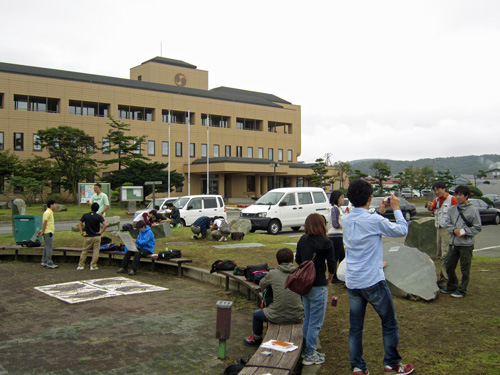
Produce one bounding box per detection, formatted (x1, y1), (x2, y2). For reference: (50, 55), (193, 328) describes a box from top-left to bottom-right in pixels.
(404, 217), (438, 258)
(383, 241), (439, 301)
(213, 243), (265, 249)
(229, 219), (252, 234)
(126, 222), (172, 239)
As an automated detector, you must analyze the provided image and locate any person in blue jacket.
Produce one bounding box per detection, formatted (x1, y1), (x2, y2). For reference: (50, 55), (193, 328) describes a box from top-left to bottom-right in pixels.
(117, 221), (155, 276)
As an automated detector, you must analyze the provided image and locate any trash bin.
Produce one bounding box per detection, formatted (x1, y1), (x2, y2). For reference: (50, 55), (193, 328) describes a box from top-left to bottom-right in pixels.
(14, 215), (42, 244)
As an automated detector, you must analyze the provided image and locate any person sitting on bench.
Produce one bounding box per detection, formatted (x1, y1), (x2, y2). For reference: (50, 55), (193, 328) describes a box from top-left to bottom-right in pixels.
(117, 221), (155, 276)
(244, 248), (304, 346)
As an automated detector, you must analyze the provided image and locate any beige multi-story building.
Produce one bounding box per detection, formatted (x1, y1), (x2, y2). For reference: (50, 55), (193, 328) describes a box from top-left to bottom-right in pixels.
(0, 57), (322, 199)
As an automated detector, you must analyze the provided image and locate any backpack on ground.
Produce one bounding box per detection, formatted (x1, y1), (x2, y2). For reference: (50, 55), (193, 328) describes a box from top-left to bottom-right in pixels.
(223, 358), (247, 375)
(210, 259), (237, 274)
(157, 249), (182, 260)
(231, 232), (244, 241)
(244, 264), (270, 283)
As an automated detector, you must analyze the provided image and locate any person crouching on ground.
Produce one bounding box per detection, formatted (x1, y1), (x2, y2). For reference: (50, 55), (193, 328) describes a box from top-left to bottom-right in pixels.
(191, 216), (213, 239)
(342, 179), (414, 375)
(166, 203), (182, 228)
(133, 210), (157, 228)
(77, 202), (108, 271)
(244, 248), (304, 346)
(117, 221), (155, 276)
(211, 216), (231, 242)
(442, 184), (481, 298)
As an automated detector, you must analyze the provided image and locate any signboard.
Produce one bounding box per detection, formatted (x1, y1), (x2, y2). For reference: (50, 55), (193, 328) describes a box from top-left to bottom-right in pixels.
(77, 182), (111, 214)
(121, 186), (144, 202)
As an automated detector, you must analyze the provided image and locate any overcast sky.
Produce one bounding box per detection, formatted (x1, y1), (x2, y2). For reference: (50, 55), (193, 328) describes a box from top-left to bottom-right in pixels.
(2, 0), (499, 165)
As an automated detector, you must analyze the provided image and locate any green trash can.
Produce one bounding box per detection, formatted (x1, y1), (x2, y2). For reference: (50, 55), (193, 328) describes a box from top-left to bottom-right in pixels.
(14, 215), (42, 245)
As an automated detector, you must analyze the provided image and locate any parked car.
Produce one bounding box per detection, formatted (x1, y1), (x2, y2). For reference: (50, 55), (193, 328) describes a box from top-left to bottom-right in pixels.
(483, 194), (500, 209)
(240, 187), (330, 234)
(368, 197), (417, 221)
(135, 197), (178, 216)
(469, 199), (500, 225)
(173, 195), (226, 226)
(401, 188), (420, 198)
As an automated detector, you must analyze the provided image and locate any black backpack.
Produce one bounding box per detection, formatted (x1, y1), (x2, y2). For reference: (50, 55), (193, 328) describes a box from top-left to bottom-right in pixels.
(210, 259), (237, 274)
(21, 239), (41, 248)
(158, 249), (182, 260)
(244, 264), (270, 283)
(101, 236), (112, 245)
(223, 358), (247, 375)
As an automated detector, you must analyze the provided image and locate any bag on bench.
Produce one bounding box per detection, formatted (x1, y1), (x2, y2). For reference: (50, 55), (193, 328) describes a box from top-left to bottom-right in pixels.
(244, 263), (270, 283)
(21, 239), (41, 248)
(158, 249), (182, 260)
(101, 236), (113, 245)
(210, 259), (237, 273)
(100, 242), (118, 251)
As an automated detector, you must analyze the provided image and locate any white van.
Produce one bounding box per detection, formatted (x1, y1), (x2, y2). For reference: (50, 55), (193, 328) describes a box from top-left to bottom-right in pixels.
(240, 187), (330, 234)
(173, 195), (226, 226)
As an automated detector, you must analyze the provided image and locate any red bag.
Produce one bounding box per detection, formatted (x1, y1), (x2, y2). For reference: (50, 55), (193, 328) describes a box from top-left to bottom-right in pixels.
(284, 253), (316, 296)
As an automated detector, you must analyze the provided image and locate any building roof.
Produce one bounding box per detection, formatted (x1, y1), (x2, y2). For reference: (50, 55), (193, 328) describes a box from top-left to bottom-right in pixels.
(141, 57), (197, 69)
(0, 62), (287, 109)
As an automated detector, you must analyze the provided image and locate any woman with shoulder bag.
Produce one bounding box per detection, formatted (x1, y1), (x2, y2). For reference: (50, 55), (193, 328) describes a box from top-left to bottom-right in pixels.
(296, 213), (336, 366)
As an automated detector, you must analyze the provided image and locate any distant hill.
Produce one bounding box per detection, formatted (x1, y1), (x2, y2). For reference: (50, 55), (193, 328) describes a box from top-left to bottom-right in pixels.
(349, 154), (500, 176)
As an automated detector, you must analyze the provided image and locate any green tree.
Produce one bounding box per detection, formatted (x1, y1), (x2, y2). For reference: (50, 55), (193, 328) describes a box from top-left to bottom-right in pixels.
(103, 160), (184, 195)
(435, 169), (454, 189)
(0, 151), (20, 192)
(349, 169), (369, 180)
(309, 158), (331, 190)
(37, 126), (98, 201)
(414, 166), (435, 192)
(332, 161), (352, 189)
(100, 117), (149, 170)
(6, 176), (47, 205)
(474, 169), (488, 186)
(370, 160), (391, 193)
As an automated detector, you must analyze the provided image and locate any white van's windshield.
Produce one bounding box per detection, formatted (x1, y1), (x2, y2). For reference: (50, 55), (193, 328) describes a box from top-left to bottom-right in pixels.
(174, 197), (190, 209)
(255, 192), (285, 205)
(146, 198), (165, 210)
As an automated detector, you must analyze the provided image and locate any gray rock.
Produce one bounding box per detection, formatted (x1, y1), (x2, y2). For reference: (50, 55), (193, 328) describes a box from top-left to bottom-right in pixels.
(53, 204), (67, 212)
(404, 217), (437, 258)
(229, 219), (252, 234)
(12, 199), (26, 215)
(383, 241), (439, 301)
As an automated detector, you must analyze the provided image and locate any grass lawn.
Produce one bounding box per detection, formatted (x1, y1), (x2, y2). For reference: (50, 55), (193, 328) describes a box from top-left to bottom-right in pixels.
(0, 209), (498, 374)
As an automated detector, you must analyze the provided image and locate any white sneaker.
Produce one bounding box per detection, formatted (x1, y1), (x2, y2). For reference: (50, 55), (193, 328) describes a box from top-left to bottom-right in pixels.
(46, 264), (58, 269)
(219, 237), (225, 242)
(90, 266), (99, 271)
(77, 266), (84, 270)
(41, 262), (47, 267)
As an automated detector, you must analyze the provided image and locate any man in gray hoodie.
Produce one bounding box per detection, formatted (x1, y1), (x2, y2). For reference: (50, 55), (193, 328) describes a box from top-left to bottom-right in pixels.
(442, 185), (482, 298)
(243, 248), (304, 346)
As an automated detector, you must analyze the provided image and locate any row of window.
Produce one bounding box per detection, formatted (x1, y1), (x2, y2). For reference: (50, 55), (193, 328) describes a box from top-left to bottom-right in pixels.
(4, 94), (292, 133)
(0, 131), (293, 162)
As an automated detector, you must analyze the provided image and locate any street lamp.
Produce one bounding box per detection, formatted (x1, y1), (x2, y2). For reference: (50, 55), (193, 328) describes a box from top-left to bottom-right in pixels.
(270, 162), (280, 189)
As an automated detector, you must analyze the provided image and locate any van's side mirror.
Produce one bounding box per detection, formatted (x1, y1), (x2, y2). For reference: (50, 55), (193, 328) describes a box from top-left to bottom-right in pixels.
(279, 201), (287, 207)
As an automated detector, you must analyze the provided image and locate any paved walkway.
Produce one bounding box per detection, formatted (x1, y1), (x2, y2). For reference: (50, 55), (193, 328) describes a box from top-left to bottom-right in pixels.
(0, 261), (259, 374)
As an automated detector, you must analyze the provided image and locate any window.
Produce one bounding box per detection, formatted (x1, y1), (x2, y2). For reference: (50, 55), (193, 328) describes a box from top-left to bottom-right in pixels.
(278, 149), (283, 162)
(190, 143), (196, 158)
(132, 140), (141, 154)
(176, 185), (183, 192)
(268, 121), (292, 134)
(148, 140), (155, 156)
(201, 114), (229, 128)
(162, 110), (193, 125)
(247, 147), (253, 158)
(236, 117), (262, 131)
(176, 142), (182, 157)
(14, 95), (59, 113)
(268, 148), (274, 161)
(118, 105), (154, 121)
(201, 144), (207, 158)
(297, 177), (304, 187)
(225, 145), (231, 157)
(162, 141), (169, 156)
(14, 133), (23, 151)
(137, 75), (142, 81)
(0, 132), (3, 151)
(312, 192), (327, 203)
(33, 134), (42, 151)
(247, 176), (255, 192)
(236, 146), (242, 158)
(190, 198), (203, 209)
(213, 144), (220, 157)
(298, 192), (313, 205)
(282, 193), (296, 206)
(203, 197), (217, 209)
(0, 93), (3, 108)
(258, 147), (263, 159)
(287, 149), (293, 162)
(102, 138), (110, 154)
(69, 100), (109, 117)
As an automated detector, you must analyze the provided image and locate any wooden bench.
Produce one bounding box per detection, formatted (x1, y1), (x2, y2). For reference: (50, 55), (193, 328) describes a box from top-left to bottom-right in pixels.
(239, 323), (304, 375)
(217, 270), (262, 305)
(0, 246), (192, 277)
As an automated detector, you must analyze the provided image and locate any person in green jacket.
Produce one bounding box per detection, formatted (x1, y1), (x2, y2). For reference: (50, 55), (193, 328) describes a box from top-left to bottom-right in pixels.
(244, 248), (304, 346)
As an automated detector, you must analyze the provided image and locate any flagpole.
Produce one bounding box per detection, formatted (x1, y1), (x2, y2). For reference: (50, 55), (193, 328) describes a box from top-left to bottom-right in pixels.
(168, 110), (171, 198)
(207, 115), (210, 194)
(187, 108), (191, 195)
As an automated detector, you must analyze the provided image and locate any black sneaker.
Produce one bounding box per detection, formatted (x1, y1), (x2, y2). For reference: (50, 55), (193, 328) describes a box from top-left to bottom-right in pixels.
(243, 334), (262, 346)
(117, 268), (127, 273)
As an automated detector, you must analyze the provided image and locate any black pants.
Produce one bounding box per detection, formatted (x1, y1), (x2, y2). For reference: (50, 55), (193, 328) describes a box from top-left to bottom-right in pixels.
(330, 236), (345, 279)
(445, 245), (473, 295)
(121, 249), (151, 271)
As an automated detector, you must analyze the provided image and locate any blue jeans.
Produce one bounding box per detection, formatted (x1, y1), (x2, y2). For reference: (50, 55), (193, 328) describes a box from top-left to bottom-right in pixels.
(302, 286), (328, 356)
(348, 280), (401, 370)
(252, 309), (269, 336)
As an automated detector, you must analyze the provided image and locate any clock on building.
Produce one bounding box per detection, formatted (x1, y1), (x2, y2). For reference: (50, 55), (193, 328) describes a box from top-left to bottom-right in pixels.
(174, 73), (187, 87)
